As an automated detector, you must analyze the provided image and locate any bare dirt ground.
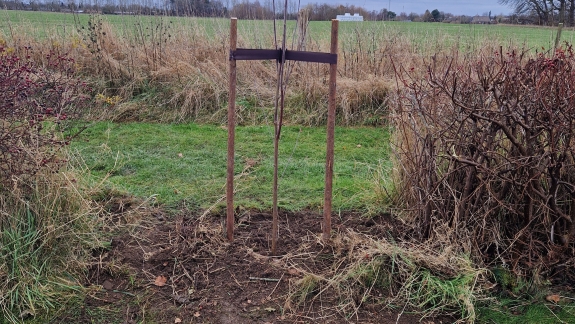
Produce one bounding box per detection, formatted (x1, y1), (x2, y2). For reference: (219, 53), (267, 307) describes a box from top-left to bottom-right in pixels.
(59, 206), (456, 324)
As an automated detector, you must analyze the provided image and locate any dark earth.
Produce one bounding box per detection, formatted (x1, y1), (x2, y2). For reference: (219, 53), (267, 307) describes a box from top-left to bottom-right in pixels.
(57, 202), (456, 324)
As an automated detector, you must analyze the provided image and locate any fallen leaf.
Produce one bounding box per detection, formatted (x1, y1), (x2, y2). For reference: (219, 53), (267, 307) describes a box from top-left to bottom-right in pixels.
(102, 280), (114, 290)
(19, 310), (34, 319)
(247, 249), (269, 262)
(173, 294), (189, 304)
(287, 268), (301, 276)
(546, 294), (561, 303)
(238, 214), (250, 224)
(194, 312), (201, 317)
(154, 275), (167, 287)
(174, 318), (182, 323)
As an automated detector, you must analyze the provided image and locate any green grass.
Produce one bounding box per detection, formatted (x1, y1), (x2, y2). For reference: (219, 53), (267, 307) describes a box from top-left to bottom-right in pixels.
(1, 10), (574, 53)
(72, 122), (391, 211)
(478, 298), (575, 323)
(0, 170), (101, 323)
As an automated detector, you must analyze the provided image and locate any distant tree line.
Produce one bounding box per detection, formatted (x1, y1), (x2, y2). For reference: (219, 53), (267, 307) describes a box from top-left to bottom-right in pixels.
(0, 0), (395, 19)
(0, 0), (562, 27)
(300, 3), (396, 21)
(0, 0), (433, 22)
(0, 0), (228, 16)
(499, 0), (575, 26)
(226, 2), (398, 20)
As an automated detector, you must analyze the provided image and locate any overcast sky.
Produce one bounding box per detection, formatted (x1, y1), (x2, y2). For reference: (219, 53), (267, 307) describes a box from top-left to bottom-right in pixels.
(297, 1), (513, 16)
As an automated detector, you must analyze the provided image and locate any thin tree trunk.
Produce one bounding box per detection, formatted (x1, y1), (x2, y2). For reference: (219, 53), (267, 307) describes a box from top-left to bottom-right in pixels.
(569, 0), (575, 26)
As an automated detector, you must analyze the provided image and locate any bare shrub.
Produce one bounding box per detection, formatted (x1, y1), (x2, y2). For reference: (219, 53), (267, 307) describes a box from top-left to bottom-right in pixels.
(391, 45), (575, 278)
(0, 44), (91, 189)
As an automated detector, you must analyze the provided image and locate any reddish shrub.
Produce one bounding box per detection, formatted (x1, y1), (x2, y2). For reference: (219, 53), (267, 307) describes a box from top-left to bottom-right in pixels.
(0, 46), (91, 189)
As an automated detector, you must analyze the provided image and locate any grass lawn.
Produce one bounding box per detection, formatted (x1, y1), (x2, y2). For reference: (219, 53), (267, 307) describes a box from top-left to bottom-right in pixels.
(72, 122), (391, 212)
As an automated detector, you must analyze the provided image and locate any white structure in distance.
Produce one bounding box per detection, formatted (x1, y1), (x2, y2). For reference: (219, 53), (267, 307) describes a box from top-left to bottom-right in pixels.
(336, 13), (363, 21)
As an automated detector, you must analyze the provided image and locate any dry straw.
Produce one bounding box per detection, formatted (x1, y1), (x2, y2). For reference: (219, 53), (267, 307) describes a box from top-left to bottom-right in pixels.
(1, 15), (452, 125)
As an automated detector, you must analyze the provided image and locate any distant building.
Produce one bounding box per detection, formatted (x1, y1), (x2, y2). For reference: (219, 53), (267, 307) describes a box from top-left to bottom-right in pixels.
(472, 16), (493, 24)
(336, 13), (363, 22)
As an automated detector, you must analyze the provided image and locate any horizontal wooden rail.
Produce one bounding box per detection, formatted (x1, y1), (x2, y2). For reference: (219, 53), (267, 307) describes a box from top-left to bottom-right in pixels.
(230, 49), (337, 64)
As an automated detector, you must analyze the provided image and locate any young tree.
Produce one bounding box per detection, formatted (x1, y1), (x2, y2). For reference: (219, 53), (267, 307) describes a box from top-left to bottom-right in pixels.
(408, 12), (420, 21)
(431, 8), (441, 21)
(422, 9), (432, 22)
(498, 0), (572, 25)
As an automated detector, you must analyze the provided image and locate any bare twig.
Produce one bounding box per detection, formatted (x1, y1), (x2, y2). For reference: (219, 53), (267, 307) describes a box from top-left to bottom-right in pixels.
(249, 277), (281, 282)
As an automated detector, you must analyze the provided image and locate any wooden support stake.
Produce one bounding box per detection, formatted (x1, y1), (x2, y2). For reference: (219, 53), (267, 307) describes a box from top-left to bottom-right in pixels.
(272, 127), (280, 253)
(323, 19), (338, 242)
(554, 22), (564, 54)
(272, 133), (280, 254)
(226, 18), (237, 242)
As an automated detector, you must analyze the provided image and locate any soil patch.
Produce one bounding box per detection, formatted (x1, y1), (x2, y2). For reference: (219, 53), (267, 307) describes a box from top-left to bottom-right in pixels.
(64, 209), (456, 323)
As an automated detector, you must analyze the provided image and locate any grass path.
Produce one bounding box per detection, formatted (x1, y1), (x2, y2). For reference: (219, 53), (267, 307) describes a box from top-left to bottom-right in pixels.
(72, 122), (391, 212)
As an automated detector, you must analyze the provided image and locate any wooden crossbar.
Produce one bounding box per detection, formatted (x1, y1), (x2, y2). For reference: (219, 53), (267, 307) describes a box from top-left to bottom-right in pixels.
(230, 49), (337, 64)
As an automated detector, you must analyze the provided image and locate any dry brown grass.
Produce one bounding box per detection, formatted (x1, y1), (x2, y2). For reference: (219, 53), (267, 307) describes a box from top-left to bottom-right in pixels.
(280, 226), (488, 323)
(0, 162), (104, 322)
(0, 15), (446, 125)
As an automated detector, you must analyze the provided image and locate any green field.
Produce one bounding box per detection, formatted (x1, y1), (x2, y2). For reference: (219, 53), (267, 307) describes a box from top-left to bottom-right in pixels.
(1, 9), (573, 52)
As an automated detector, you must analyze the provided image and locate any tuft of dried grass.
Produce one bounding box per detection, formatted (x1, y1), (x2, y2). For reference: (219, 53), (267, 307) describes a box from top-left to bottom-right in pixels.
(0, 162), (104, 322)
(282, 226), (489, 323)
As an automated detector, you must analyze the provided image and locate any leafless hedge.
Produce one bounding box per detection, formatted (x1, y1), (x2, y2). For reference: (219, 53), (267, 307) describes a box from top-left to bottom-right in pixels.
(391, 46), (575, 278)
